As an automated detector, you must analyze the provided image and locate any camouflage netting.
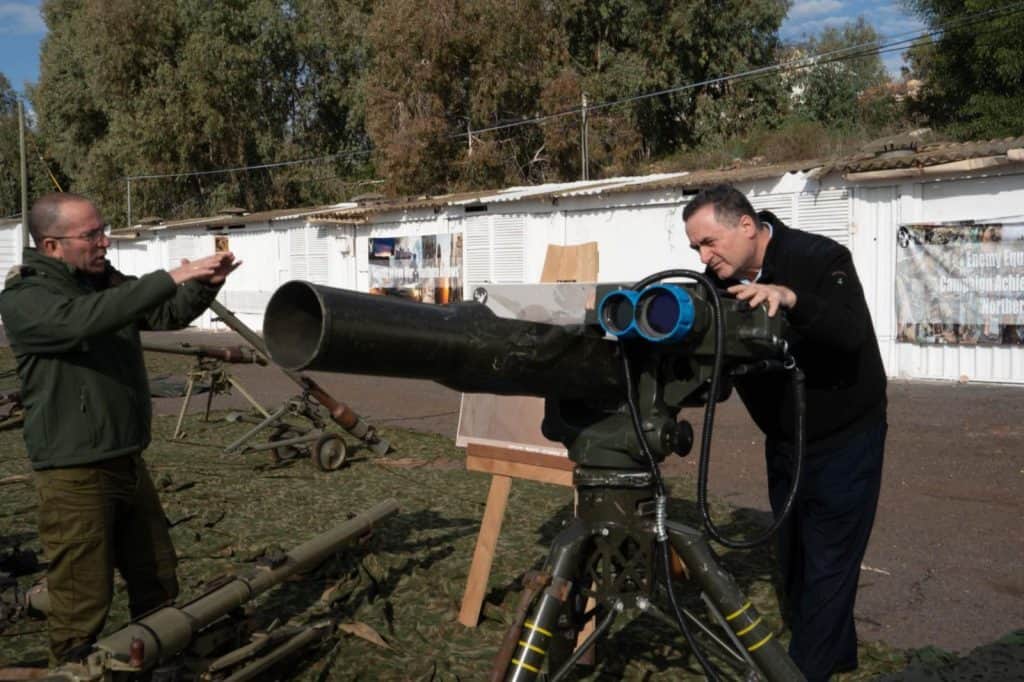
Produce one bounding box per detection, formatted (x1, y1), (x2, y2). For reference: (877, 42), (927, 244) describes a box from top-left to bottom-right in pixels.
(0, 351), (1016, 680)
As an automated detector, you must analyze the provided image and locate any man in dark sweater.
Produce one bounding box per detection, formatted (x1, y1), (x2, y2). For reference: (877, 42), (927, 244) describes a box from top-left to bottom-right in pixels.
(0, 193), (240, 663)
(683, 184), (887, 681)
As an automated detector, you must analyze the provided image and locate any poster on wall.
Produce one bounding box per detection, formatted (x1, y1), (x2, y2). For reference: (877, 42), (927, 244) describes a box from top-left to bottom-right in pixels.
(367, 234), (463, 303)
(895, 221), (1024, 346)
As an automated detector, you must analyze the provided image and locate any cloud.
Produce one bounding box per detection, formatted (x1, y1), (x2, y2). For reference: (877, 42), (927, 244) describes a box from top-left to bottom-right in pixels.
(782, 14), (854, 41)
(0, 2), (44, 36)
(782, 1), (928, 42)
(779, 1), (930, 76)
(789, 0), (846, 20)
(881, 51), (908, 76)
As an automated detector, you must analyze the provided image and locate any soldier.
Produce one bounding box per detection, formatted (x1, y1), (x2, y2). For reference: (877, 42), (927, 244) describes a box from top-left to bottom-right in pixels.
(0, 193), (239, 663)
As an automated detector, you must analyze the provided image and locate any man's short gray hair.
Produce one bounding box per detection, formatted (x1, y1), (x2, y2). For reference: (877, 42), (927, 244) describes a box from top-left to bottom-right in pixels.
(28, 193), (92, 246)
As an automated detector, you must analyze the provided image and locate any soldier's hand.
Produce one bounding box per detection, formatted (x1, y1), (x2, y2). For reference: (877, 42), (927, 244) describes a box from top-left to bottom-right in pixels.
(169, 253), (241, 285)
(727, 283), (796, 317)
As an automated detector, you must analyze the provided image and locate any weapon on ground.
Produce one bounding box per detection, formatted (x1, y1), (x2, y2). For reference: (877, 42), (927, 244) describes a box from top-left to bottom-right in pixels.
(143, 339), (349, 470)
(0, 547), (46, 632)
(207, 299), (391, 457)
(141, 341), (266, 365)
(143, 340), (272, 442)
(263, 279), (807, 681)
(7, 498), (398, 682)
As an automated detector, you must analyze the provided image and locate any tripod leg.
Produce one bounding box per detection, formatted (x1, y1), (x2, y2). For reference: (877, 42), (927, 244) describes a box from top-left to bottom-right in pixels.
(667, 521), (805, 682)
(228, 376), (272, 418)
(224, 402), (291, 454)
(203, 371), (216, 422)
(173, 375), (196, 440)
(503, 519), (592, 682)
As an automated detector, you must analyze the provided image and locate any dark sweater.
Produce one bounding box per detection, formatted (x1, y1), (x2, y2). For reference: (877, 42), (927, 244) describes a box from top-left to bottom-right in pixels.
(709, 211), (887, 450)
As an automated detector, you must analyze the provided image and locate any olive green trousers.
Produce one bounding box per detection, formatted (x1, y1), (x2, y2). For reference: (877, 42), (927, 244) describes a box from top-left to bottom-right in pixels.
(34, 454), (179, 663)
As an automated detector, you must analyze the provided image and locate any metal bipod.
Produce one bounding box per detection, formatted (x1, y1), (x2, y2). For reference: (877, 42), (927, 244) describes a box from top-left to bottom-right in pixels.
(223, 392), (348, 472)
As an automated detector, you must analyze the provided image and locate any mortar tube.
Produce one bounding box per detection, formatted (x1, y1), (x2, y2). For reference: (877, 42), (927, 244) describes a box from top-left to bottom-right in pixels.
(142, 342), (265, 364)
(207, 300), (391, 455)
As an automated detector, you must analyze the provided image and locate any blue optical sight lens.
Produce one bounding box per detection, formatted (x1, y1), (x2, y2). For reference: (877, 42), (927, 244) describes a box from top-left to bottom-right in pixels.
(635, 285), (695, 343)
(597, 289), (639, 338)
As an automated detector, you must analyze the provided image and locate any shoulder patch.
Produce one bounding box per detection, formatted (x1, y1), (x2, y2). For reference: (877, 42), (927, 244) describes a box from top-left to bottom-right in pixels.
(4, 265), (35, 286)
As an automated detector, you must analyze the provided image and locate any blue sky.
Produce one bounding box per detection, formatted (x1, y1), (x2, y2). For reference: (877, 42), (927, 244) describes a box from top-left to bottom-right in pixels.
(780, 0), (927, 74)
(1, 0), (925, 97)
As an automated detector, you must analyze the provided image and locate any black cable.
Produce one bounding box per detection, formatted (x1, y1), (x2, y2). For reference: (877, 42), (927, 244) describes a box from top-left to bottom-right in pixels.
(620, 348), (665, 497)
(621, 330), (720, 681)
(627, 269), (805, 549)
(549, 601), (621, 682)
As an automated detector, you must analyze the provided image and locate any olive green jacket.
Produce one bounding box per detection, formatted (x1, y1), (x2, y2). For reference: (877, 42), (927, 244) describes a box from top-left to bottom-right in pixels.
(0, 248), (219, 470)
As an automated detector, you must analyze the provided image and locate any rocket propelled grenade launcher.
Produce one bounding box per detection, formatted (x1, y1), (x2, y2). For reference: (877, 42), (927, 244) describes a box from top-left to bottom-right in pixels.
(36, 499), (398, 682)
(141, 341), (267, 365)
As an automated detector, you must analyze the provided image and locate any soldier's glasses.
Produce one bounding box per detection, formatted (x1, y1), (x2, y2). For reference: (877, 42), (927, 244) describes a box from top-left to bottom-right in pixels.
(43, 225), (112, 244)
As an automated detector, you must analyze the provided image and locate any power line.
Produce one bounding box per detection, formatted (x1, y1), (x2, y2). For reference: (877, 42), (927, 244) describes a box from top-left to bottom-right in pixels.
(124, 147), (374, 181)
(117, 4), (972, 181)
(22, 0), (1019, 191)
(464, 0), (1024, 136)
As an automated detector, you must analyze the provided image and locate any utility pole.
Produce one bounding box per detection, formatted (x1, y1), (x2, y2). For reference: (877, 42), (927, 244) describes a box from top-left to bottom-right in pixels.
(580, 92), (589, 181)
(18, 99), (29, 248)
(126, 178), (132, 227)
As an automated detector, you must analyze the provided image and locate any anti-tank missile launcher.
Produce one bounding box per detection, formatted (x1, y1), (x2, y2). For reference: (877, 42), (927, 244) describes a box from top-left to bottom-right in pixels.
(262, 279), (805, 681)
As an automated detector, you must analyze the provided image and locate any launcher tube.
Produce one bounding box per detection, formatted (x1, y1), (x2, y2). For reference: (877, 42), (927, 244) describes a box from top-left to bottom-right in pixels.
(262, 281), (624, 401)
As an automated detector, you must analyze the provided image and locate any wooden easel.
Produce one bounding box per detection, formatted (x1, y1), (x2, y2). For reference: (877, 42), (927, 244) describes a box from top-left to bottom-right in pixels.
(457, 444), (574, 626)
(457, 242), (599, 628)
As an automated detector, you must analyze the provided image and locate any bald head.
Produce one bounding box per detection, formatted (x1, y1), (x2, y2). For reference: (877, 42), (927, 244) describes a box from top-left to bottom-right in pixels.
(28, 193), (93, 246)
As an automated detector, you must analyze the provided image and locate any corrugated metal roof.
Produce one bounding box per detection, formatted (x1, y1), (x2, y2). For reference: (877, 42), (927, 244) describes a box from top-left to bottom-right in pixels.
(116, 133), (1024, 235)
(832, 136), (1024, 174)
(305, 166), (827, 222)
(112, 202), (357, 235)
(603, 161), (826, 195)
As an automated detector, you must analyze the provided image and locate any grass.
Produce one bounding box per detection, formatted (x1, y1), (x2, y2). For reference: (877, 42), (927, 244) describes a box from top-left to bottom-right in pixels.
(0, 347), (915, 679)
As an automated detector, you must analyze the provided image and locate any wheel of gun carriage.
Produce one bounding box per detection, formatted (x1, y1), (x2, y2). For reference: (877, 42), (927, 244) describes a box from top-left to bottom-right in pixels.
(312, 432), (347, 471)
(268, 424), (306, 463)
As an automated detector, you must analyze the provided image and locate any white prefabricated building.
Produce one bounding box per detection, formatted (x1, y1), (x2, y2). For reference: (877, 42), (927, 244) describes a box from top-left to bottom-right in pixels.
(3, 136), (1023, 384)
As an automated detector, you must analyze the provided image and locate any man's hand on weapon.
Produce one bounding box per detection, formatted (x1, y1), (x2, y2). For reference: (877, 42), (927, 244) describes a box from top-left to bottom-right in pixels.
(170, 253), (242, 286)
(727, 282), (797, 317)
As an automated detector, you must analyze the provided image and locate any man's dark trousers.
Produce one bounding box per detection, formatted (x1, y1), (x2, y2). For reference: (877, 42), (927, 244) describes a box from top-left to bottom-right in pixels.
(766, 418), (886, 682)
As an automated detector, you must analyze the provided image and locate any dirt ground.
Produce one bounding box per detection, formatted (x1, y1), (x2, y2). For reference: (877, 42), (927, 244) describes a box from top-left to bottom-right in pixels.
(139, 328), (1024, 658)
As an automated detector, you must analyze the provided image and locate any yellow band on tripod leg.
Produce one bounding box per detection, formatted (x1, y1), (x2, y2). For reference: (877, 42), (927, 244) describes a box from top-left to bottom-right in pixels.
(511, 659), (540, 673)
(747, 632), (773, 652)
(725, 602), (751, 621)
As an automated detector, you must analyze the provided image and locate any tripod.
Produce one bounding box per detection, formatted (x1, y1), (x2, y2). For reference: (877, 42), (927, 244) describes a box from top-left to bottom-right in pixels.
(257, 276), (806, 679)
(492, 405), (803, 681)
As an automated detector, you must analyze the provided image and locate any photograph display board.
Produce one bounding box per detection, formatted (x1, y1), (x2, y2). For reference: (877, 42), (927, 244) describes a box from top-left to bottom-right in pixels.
(368, 234), (463, 303)
(896, 221), (1024, 346)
